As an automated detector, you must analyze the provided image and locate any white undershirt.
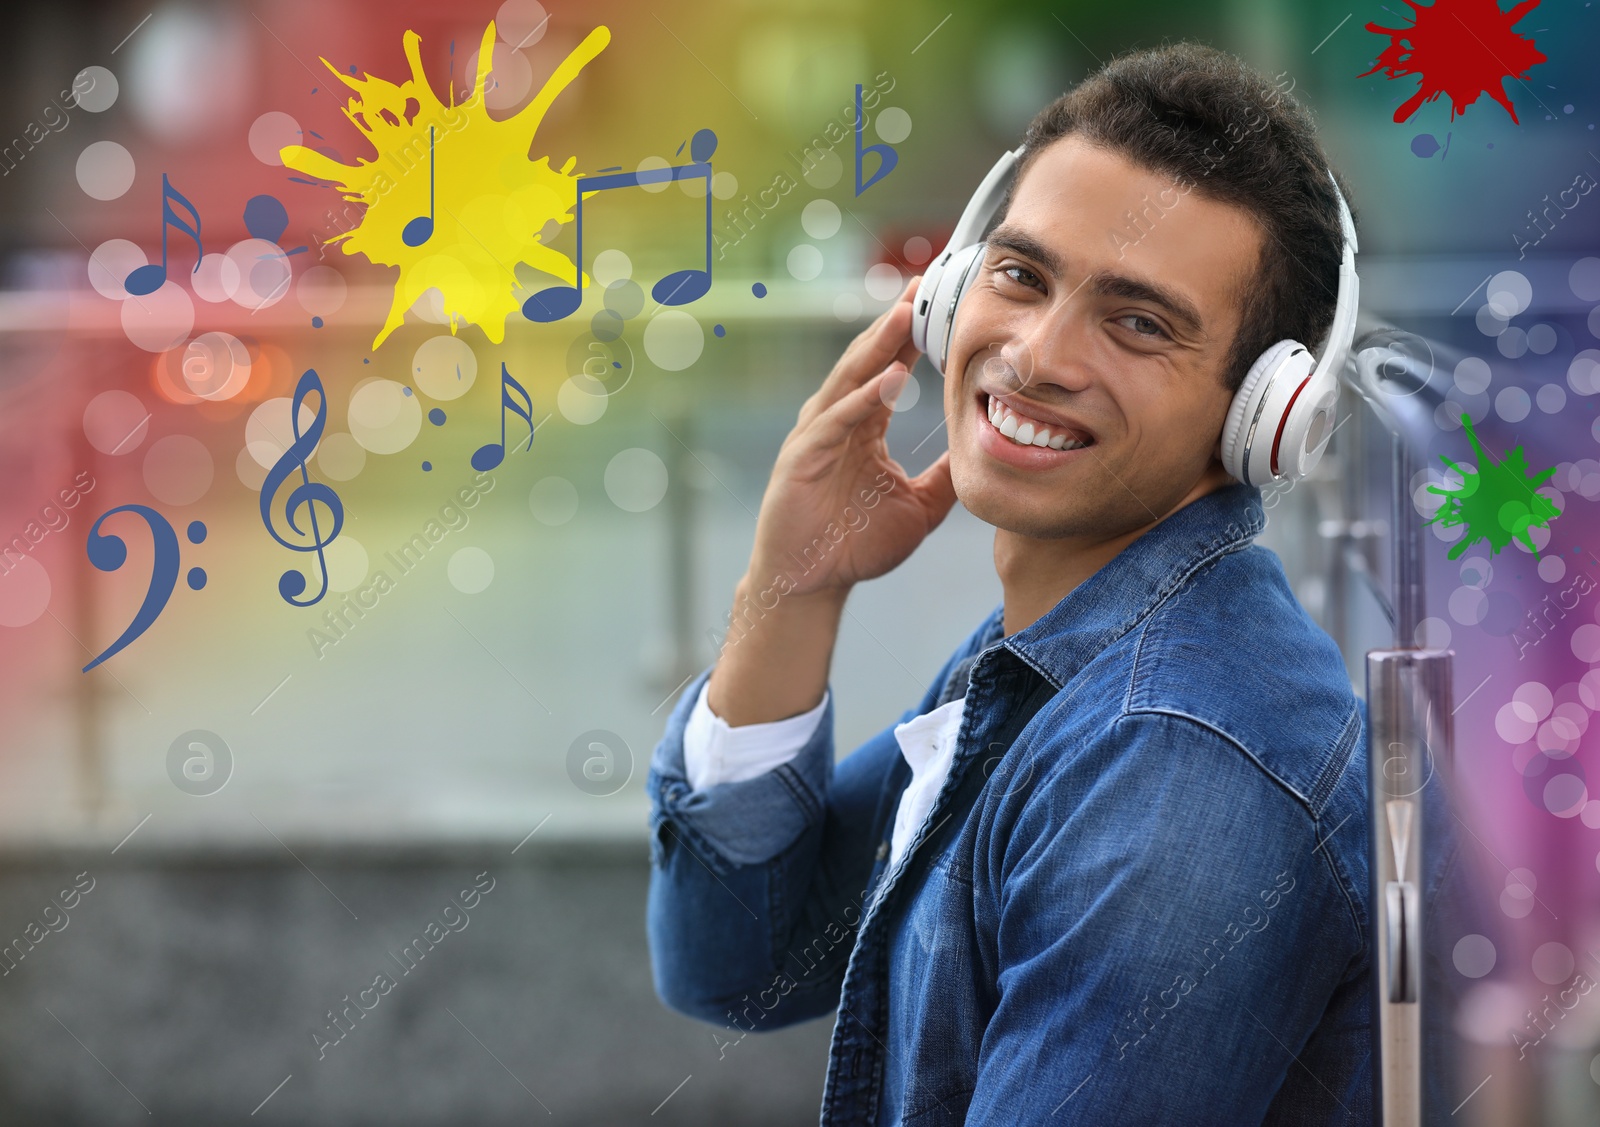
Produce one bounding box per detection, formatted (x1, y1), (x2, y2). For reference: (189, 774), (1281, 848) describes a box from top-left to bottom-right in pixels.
(682, 683), (969, 870)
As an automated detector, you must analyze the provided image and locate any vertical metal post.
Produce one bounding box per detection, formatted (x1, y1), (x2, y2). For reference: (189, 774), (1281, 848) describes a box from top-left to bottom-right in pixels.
(1366, 649), (1451, 1127)
(1346, 337), (1463, 1125)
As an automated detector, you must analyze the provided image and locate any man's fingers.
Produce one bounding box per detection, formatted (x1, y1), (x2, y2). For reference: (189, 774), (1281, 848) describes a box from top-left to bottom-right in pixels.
(801, 277), (923, 425)
(806, 363), (906, 452)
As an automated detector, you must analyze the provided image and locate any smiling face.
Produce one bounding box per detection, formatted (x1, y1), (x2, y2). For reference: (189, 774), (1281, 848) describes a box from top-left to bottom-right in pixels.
(944, 134), (1265, 543)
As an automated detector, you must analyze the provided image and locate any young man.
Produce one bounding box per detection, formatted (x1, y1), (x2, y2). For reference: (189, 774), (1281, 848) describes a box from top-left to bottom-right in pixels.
(646, 44), (1369, 1125)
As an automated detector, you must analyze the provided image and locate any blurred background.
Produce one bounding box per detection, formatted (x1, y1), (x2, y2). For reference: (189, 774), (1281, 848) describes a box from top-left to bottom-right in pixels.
(0, 0), (1596, 1122)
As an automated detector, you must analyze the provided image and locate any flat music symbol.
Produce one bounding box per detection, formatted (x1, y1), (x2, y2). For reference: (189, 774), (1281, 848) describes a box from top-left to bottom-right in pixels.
(402, 125), (435, 247)
(125, 174), (204, 296)
(260, 369), (344, 606)
(82, 508), (207, 672)
(523, 128), (718, 323)
(472, 362), (536, 471)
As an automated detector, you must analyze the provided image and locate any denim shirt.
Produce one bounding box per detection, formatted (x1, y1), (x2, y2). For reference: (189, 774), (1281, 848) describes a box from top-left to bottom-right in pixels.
(646, 483), (1372, 1125)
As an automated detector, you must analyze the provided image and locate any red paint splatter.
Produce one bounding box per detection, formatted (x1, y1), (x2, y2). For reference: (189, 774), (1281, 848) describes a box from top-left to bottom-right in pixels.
(1360, 0), (1547, 124)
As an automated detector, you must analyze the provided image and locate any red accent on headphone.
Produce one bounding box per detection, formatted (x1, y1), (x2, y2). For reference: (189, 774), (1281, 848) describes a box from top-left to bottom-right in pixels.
(1269, 374), (1314, 478)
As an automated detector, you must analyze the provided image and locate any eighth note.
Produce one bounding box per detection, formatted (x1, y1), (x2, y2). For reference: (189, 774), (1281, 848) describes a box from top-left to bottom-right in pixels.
(402, 126), (435, 247)
(472, 362), (536, 471)
(125, 174), (204, 296)
(523, 129), (718, 322)
(82, 509), (206, 672)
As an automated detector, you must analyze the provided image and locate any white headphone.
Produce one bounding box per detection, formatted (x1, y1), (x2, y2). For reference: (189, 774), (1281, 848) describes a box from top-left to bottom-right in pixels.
(910, 146), (1360, 486)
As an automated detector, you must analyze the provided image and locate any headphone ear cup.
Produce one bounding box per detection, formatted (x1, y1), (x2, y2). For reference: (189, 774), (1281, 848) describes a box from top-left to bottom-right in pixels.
(916, 243), (985, 377)
(1221, 339), (1306, 485)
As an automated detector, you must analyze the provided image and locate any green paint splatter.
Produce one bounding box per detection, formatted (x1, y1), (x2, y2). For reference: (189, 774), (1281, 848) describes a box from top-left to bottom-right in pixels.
(1427, 413), (1559, 560)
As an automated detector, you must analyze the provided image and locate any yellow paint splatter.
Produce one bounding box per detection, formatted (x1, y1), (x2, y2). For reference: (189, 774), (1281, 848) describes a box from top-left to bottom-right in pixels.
(281, 22), (609, 347)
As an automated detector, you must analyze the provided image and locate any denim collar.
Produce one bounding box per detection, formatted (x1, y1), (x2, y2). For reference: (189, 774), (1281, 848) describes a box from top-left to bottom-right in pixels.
(951, 483), (1262, 695)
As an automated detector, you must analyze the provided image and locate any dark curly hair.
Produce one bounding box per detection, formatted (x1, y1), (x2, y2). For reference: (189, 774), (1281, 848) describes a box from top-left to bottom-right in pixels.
(1004, 42), (1353, 393)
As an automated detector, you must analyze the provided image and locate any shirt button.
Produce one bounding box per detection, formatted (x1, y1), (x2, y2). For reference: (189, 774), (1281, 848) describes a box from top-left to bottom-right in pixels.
(875, 841), (889, 861)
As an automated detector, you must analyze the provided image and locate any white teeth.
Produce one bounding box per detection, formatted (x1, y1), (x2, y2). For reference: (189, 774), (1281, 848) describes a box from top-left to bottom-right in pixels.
(986, 395), (1090, 452)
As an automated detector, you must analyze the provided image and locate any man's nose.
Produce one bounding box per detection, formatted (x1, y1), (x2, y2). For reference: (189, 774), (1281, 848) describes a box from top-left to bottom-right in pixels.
(998, 302), (1091, 396)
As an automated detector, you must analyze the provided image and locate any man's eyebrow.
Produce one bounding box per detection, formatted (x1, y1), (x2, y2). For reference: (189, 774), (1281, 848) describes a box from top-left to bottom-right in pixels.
(986, 225), (1064, 279)
(1087, 272), (1206, 339)
(985, 223), (1208, 339)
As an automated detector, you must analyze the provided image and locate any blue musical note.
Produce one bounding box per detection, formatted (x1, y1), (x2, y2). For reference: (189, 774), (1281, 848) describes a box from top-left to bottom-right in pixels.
(402, 126), (435, 247)
(472, 363), (536, 471)
(523, 128), (718, 323)
(855, 84), (899, 196)
(125, 174), (203, 296)
(82, 509), (206, 672)
(260, 369), (344, 606)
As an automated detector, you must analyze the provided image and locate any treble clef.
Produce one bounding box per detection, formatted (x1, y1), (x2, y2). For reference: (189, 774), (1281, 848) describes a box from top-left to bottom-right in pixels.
(260, 368), (343, 606)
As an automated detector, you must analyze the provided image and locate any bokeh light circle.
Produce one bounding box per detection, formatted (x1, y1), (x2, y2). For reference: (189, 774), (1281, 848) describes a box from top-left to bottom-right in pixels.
(1494, 386), (1530, 422)
(248, 112), (302, 165)
(529, 476), (579, 525)
(593, 249), (632, 286)
(317, 432), (366, 481)
(1569, 351), (1600, 395)
(447, 547), (495, 593)
(801, 199), (841, 239)
(643, 310), (704, 371)
(634, 156), (671, 194)
(0, 557), (51, 628)
(557, 376), (607, 424)
(76, 141), (135, 200)
(191, 253), (240, 303)
(604, 448), (669, 512)
(246, 397), (318, 468)
(865, 263), (903, 301)
(467, 41), (534, 111)
(1532, 942), (1575, 985)
(787, 244), (823, 281)
(121, 281), (194, 352)
(73, 67), (119, 113)
(803, 150), (843, 189)
(1486, 270), (1532, 317)
(297, 266), (347, 317)
(1570, 257), (1600, 302)
(83, 390), (149, 455)
(324, 536), (369, 592)
(496, 0), (549, 48)
(1452, 934), (1496, 979)
(412, 335), (479, 401)
(88, 239), (147, 300)
(875, 107), (913, 144)
(142, 435), (214, 506)
(225, 239), (292, 310)
(347, 379), (422, 454)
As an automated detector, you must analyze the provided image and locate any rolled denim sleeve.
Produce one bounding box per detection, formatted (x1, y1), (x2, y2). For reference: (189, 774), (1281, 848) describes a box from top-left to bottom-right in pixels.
(964, 710), (1367, 1125)
(646, 614), (999, 1030)
(646, 664), (899, 1027)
